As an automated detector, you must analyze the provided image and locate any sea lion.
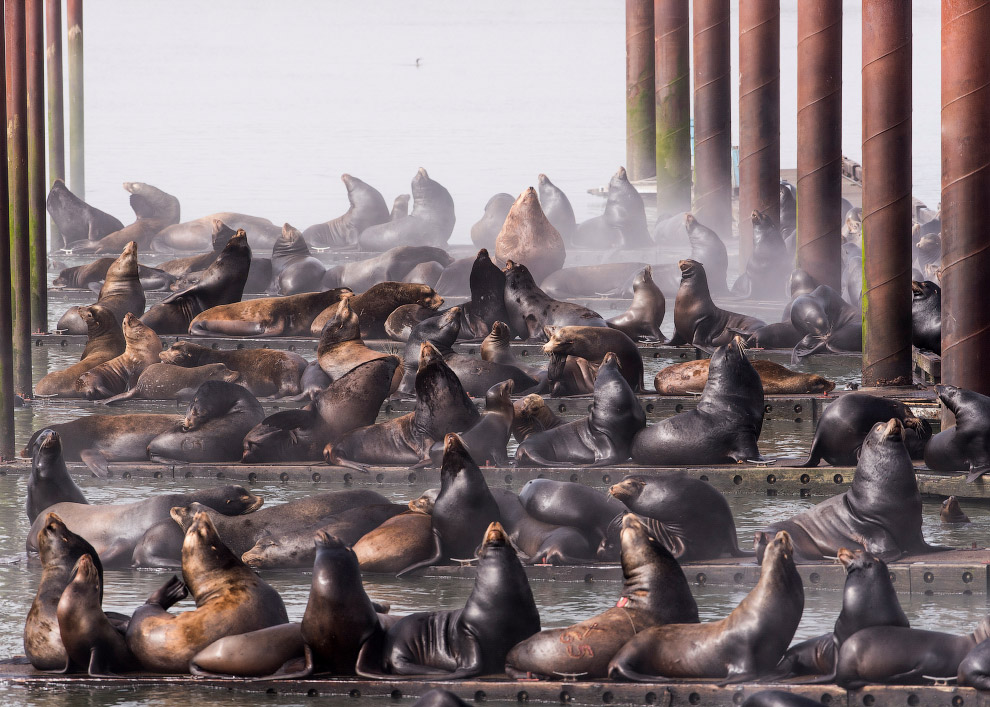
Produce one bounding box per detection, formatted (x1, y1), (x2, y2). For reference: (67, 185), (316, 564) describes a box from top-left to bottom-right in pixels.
(426, 380), (514, 467)
(760, 418), (940, 562)
(941, 496), (970, 524)
(511, 394), (565, 444)
(506, 514), (699, 679)
(57, 554), (137, 675)
(490, 488), (595, 565)
(159, 340), (308, 399)
(682, 213), (729, 294)
(731, 210), (792, 300)
(358, 168), (456, 250)
(958, 637), (990, 690)
(516, 352), (645, 466)
(269, 223), (326, 294)
(433, 256), (475, 297)
(157, 219), (232, 276)
(470, 193), (514, 250)
(53, 258), (174, 291)
(607, 530), (803, 682)
(654, 358), (835, 395)
(412, 690), (470, 707)
(36, 305), (125, 397)
(608, 474), (748, 561)
(631, 336), (766, 465)
(385, 304), (438, 342)
(356, 521), (540, 679)
(503, 261), (608, 341)
(189, 623), (307, 679)
(741, 692), (821, 707)
(544, 325), (643, 391)
(125, 511), (288, 674)
(572, 167), (652, 250)
(316, 297), (397, 383)
(47, 178), (125, 249)
(310, 281), (444, 338)
(353, 511), (435, 574)
(188, 288), (352, 337)
(537, 173), (577, 243)
(151, 213), (281, 253)
(540, 262), (648, 299)
(99, 363), (240, 405)
(391, 194), (410, 220)
(780, 180), (797, 230)
(925, 385), (990, 481)
(796, 393), (930, 467)
(790, 284), (863, 361)
(56, 240), (146, 334)
(493, 187), (566, 283)
(321, 245), (454, 292)
(302, 174), (391, 248)
(517, 479), (625, 550)
(74, 313), (162, 400)
(25, 430), (86, 524)
(480, 321), (539, 375)
(65, 182), (181, 254)
(911, 280), (941, 353)
(147, 382), (265, 463)
(669, 260), (766, 347)
(403, 261), (443, 288)
(606, 267), (666, 341)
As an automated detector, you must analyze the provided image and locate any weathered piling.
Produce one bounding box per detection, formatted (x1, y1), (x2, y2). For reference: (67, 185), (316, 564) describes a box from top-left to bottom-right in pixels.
(66, 0), (83, 198)
(796, 0), (843, 290)
(27, 0), (46, 331)
(738, 0), (780, 265)
(626, 0), (656, 182)
(861, 0), (912, 388)
(692, 0), (732, 242)
(6, 0), (34, 397)
(0, 5), (19, 456)
(941, 0), (990, 397)
(45, 0), (65, 251)
(653, 0), (691, 216)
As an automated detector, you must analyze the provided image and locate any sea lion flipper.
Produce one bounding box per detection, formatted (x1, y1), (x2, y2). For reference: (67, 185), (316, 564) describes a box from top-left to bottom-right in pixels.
(98, 388), (139, 406)
(87, 281), (103, 295)
(79, 449), (110, 479)
(966, 465), (990, 483)
(395, 532), (443, 577)
(87, 647), (118, 678)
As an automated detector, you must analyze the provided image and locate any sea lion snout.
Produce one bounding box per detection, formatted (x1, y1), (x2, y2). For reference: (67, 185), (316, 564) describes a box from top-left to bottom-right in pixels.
(836, 547), (857, 567)
(881, 418), (903, 441)
(483, 521), (507, 546)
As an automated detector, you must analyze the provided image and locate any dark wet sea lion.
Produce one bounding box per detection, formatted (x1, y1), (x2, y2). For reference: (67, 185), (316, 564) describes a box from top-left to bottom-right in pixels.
(354, 511), (435, 574)
(426, 380), (514, 466)
(493, 187), (566, 283)
(780, 180), (797, 230)
(744, 321), (803, 349)
(75, 313), (162, 400)
(608, 530), (803, 682)
(911, 279), (941, 353)
(537, 173), (576, 243)
(316, 296), (397, 383)
(516, 352), (645, 466)
(669, 260), (765, 346)
(731, 210), (791, 299)
(125, 511), (288, 674)
(490, 488), (595, 565)
(544, 325), (643, 391)
(741, 692), (821, 707)
(540, 262), (648, 299)
(958, 637), (990, 689)
(189, 623), (306, 679)
(99, 362), (240, 405)
(56, 240), (146, 334)
(463, 248), (509, 329)
(159, 340), (308, 399)
(385, 303), (437, 342)
(321, 245), (453, 292)
(36, 305), (125, 397)
(518, 479), (625, 548)
(480, 321), (539, 375)
(303, 174), (391, 248)
(654, 358), (834, 395)
(470, 193), (514, 250)
(941, 496), (970, 524)
(572, 166), (651, 250)
(412, 690), (470, 707)
(357, 521), (539, 679)
(311, 281), (444, 338)
(503, 261), (608, 341)
(632, 337), (766, 465)
(269, 223), (325, 294)
(925, 385), (990, 480)
(790, 284), (862, 361)
(25, 430), (86, 523)
(66, 182), (181, 254)
(607, 266), (666, 341)
(761, 419), (940, 562)
(47, 178), (125, 249)
(511, 394), (565, 444)
(189, 288), (352, 337)
(359, 168), (456, 250)
(609, 474), (747, 561)
(151, 213), (281, 253)
(796, 393), (930, 467)
(506, 514), (698, 679)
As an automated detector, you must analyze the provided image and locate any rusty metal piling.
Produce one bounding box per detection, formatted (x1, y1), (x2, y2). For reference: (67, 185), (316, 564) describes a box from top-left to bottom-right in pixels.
(46, 0), (64, 251)
(27, 0), (45, 332)
(66, 0), (83, 198)
(653, 0), (691, 216)
(626, 0), (656, 182)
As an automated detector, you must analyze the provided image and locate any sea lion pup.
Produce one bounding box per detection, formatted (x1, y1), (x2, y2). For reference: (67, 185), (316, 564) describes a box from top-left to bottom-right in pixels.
(25, 513), (107, 670)
(572, 166), (652, 250)
(99, 362), (240, 405)
(321, 245), (453, 292)
(470, 193), (514, 250)
(147, 381), (265, 463)
(25, 430), (85, 523)
(911, 279), (941, 353)
(631, 336), (766, 465)
(502, 261), (609, 341)
(941, 496), (971, 524)
(425, 379), (514, 467)
(759, 419), (942, 562)
(544, 325), (644, 391)
(74, 312), (162, 400)
(303, 174), (391, 248)
(47, 178), (125, 248)
(316, 296), (397, 384)
(771, 548), (909, 681)
(796, 393), (930, 467)
(125, 511), (288, 674)
(159, 340), (308, 399)
(36, 305), (125, 397)
(189, 288), (352, 337)
(56, 240), (146, 334)
(141, 228), (251, 334)
(64, 181), (181, 254)
(57, 554), (138, 675)
(606, 266), (666, 341)
(537, 173), (577, 243)
(309, 281), (444, 338)
(511, 394), (564, 444)
(494, 186), (566, 283)
(358, 167), (456, 250)
(654, 358), (834, 395)
(789, 284), (862, 362)
(925, 385), (990, 481)
(515, 352), (645, 467)
(668, 260), (766, 346)
(731, 210), (792, 300)
(269, 223), (326, 295)
(157, 218), (232, 277)
(398, 434), (501, 575)
(506, 514), (699, 679)
(354, 511), (436, 574)
(608, 530), (803, 683)
(464, 248), (510, 330)
(357, 521), (540, 679)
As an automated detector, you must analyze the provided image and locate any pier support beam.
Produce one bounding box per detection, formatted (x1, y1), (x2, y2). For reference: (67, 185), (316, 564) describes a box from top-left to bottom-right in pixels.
(27, 0), (45, 332)
(654, 0), (691, 216)
(941, 0), (990, 396)
(861, 0), (912, 388)
(796, 1), (842, 290)
(66, 0), (82, 199)
(46, 0), (64, 251)
(0, 5), (14, 457)
(626, 0), (656, 182)
(738, 0), (780, 265)
(692, 0), (732, 241)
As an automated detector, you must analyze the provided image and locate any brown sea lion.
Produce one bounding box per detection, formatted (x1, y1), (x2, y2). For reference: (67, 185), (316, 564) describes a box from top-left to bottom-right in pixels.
(316, 297), (397, 384)
(669, 260), (766, 347)
(353, 511), (435, 574)
(156, 219), (232, 277)
(36, 305), (125, 397)
(493, 187), (566, 283)
(64, 182), (181, 254)
(310, 281), (444, 338)
(56, 240), (146, 334)
(74, 313), (162, 400)
(125, 512), (289, 674)
(425, 379), (515, 467)
(941, 496), (971, 524)
(543, 325), (644, 391)
(606, 266), (666, 342)
(99, 362), (240, 405)
(188, 288), (352, 337)
(654, 358), (835, 395)
(159, 340), (308, 398)
(572, 167), (652, 251)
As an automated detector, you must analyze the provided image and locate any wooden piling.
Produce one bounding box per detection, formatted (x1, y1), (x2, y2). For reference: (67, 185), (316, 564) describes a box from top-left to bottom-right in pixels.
(45, 0), (65, 251)
(0, 3), (19, 455)
(626, 0), (656, 182)
(27, 0), (46, 332)
(653, 0), (691, 216)
(66, 0), (83, 199)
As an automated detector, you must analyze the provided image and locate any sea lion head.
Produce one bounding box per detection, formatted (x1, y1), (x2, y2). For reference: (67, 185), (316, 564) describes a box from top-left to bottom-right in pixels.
(788, 269), (818, 298)
(222, 486), (264, 514)
(911, 279), (940, 301)
(609, 475), (647, 504)
(941, 496), (969, 523)
(169, 502), (207, 530)
(81, 304), (116, 335)
(677, 258), (701, 282)
(205, 363), (241, 384)
(242, 421), (295, 464)
(122, 312), (157, 345)
(67, 553), (101, 598)
(435, 306), (463, 336)
(37, 512), (74, 561)
(790, 292), (830, 336)
(615, 514), (699, 619)
(489, 320), (511, 341)
(320, 297), (361, 344)
(478, 521), (509, 558)
(764, 529), (795, 565)
(182, 381), (245, 431)
(159, 340), (200, 366)
(416, 284), (444, 310)
(277, 223), (306, 249)
(633, 265), (654, 290)
(32, 429), (62, 477)
(409, 488), (439, 514)
(182, 510), (242, 583)
(210, 219), (236, 251)
(439, 433), (476, 486)
(484, 379), (515, 419)
(105, 241), (139, 281)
